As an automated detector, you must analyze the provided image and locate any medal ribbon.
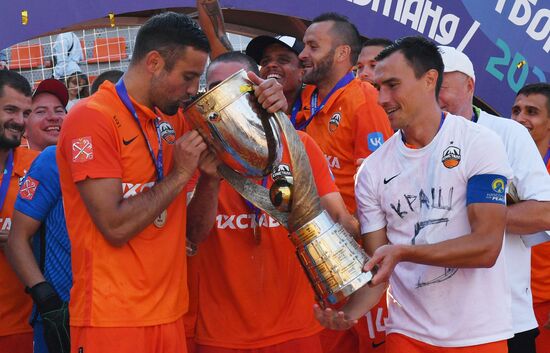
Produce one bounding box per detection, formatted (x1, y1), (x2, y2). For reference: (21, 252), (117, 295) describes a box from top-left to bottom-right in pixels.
(544, 145), (550, 166)
(293, 72), (355, 131)
(0, 150), (14, 212)
(115, 79), (164, 181)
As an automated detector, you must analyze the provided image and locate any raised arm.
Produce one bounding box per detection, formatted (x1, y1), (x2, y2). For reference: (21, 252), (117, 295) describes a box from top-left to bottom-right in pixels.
(197, 0), (233, 59)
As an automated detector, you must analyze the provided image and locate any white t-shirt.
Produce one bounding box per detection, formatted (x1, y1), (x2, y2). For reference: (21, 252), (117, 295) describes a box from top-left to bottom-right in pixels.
(356, 113), (514, 347)
(478, 110), (550, 333)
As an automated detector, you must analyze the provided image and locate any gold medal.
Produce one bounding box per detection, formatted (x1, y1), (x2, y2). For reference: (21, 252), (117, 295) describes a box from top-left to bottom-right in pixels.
(154, 209), (167, 228)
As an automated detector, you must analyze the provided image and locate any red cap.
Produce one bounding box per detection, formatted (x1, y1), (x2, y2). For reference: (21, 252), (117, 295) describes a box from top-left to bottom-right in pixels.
(33, 79), (69, 108)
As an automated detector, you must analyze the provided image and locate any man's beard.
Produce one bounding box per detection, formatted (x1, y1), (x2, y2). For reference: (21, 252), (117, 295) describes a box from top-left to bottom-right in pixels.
(0, 122), (24, 149)
(302, 49), (335, 85)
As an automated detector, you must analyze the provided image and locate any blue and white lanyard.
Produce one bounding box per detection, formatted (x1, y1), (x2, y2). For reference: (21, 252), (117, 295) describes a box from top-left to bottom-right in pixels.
(292, 72), (355, 131)
(115, 79), (164, 181)
(0, 150), (14, 212)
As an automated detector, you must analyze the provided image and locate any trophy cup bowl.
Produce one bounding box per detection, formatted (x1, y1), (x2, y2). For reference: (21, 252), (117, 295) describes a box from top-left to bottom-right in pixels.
(184, 69), (373, 306)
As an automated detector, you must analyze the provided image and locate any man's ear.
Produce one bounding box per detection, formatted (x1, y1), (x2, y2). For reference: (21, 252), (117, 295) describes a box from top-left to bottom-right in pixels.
(335, 45), (351, 64)
(424, 69), (439, 92)
(144, 51), (165, 74)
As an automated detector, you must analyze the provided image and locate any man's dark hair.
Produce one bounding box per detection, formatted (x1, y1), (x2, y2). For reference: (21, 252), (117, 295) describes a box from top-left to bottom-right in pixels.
(207, 51), (260, 79)
(0, 70), (32, 98)
(376, 36), (443, 98)
(91, 70), (124, 94)
(312, 13), (361, 64)
(132, 12), (210, 71)
(363, 38), (393, 49)
(517, 83), (550, 115)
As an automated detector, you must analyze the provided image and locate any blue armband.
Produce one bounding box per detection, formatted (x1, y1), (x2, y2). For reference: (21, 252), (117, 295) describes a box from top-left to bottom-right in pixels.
(466, 174), (507, 205)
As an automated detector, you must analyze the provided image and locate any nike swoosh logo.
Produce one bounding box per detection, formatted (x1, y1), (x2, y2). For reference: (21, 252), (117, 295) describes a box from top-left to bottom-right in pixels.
(372, 340), (385, 348)
(383, 173), (400, 184)
(123, 136), (138, 145)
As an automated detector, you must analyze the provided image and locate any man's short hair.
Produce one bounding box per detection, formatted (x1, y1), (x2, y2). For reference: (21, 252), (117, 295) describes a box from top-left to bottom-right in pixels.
(91, 70), (124, 94)
(362, 38), (393, 49)
(132, 12), (210, 71)
(376, 36), (444, 98)
(312, 13), (361, 64)
(517, 83), (550, 116)
(0, 70), (32, 98)
(206, 51), (260, 80)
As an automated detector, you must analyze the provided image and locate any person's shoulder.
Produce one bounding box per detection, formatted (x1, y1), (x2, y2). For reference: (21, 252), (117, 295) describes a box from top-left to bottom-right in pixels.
(14, 146), (39, 168)
(478, 110), (528, 136)
(363, 131), (399, 164)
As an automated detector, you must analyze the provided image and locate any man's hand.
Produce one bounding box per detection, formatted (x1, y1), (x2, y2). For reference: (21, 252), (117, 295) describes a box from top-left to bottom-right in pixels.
(198, 149), (221, 180)
(28, 282), (70, 353)
(173, 130), (208, 178)
(363, 244), (404, 285)
(313, 304), (358, 330)
(247, 71), (288, 113)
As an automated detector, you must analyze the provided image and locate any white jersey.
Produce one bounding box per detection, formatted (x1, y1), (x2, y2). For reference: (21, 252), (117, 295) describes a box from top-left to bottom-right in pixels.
(478, 110), (550, 333)
(356, 113), (514, 347)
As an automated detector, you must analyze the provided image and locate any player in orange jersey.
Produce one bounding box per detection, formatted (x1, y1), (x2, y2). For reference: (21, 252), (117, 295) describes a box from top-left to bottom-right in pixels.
(511, 83), (550, 352)
(356, 38), (392, 85)
(0, 70), (40, 353)
(184, 51), (358, 353)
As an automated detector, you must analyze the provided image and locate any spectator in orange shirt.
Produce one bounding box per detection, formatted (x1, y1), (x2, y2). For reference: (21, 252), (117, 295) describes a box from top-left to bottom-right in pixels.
(0, 70), (40, 353)
(511, 83), (550, 352)
(186, 50), (359, 353)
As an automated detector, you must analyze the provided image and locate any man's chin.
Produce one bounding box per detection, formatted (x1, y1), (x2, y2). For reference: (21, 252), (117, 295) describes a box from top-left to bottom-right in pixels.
(158, 104), (180, 117)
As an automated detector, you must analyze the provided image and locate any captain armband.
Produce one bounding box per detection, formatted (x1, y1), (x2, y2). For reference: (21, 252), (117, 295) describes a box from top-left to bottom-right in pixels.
(466, 174), (507, 206)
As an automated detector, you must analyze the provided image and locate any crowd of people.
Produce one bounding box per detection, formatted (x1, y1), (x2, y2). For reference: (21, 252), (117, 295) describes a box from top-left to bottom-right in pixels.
(0, 2), (548, 353)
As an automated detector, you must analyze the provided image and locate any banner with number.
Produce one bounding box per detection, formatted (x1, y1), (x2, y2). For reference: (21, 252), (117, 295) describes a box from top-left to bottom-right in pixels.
(3, 0), (548, 115)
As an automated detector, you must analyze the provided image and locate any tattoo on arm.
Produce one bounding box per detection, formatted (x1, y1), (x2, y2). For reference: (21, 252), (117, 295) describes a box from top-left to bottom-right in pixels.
(200, 0), (234, 51)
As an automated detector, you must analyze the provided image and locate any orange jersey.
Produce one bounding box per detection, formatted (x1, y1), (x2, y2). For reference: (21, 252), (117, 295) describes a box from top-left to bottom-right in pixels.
(57, 81), (189, 327)
(531, 160), (550, 304)
(296, 78), (393, 213)
(0, 147), (39, 336)
(193, 131), (338, 349)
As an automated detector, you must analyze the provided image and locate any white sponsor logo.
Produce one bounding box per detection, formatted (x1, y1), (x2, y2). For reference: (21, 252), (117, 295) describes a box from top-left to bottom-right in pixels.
(122, 182), (156, 198)
(216, 213), (281, 230)
(325, 155), (341, 169)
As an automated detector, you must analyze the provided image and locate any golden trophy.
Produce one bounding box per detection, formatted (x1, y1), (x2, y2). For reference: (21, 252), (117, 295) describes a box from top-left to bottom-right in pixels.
(184, 70), (373, 306)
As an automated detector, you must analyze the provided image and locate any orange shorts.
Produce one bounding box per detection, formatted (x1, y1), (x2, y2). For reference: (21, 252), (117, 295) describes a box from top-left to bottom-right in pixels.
(195, 333), (323, 353)
(534, 301), (550, 352)
(71, 316), (187, 353)
(0, 332), (33, 353)
(386, 333), (507, 353)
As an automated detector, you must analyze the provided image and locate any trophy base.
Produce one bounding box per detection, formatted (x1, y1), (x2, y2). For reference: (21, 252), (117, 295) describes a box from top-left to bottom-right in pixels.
(293, 211), (373, 306)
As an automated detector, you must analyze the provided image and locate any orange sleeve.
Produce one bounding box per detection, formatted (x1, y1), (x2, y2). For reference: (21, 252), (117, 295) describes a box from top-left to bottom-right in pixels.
(59, 104), (122, 182)
(300, 132), (339, 197)
(353, 86), (393, 160)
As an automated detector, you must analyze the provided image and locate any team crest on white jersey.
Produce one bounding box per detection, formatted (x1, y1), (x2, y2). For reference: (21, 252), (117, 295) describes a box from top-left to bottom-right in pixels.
(442, 145), (461, 169)
(329, 112), (341, 133)
(158, 121), (176, 144)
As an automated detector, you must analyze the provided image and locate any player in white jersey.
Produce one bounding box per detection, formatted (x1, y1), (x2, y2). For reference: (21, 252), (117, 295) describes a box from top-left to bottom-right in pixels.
(438, 45), (550, 353)
(315, 36), (514, 353)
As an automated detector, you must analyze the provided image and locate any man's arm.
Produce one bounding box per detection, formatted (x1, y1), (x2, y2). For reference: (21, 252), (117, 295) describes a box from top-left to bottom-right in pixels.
(320, 192), (359, 238)
(6, 211), (46, 287)
(186, 150), (221, 244)
(77, 130), (207, 247)
(507, 200), (550, 234)
(197, 0), (233, 59)
(364, 202), (507, 285)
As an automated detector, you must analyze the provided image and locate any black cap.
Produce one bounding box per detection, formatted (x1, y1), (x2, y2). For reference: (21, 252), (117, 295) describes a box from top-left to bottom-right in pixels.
(245, 35), (304, 64)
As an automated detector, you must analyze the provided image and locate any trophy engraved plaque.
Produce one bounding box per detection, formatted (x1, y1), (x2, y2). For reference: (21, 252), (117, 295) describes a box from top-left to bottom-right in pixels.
(184, 69), (373, 306)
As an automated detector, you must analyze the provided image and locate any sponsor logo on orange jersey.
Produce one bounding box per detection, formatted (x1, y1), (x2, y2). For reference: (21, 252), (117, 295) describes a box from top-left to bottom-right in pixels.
(19, 176), (39, 200)
(72, 136), (94, 163)
(442, 145), (460, 169)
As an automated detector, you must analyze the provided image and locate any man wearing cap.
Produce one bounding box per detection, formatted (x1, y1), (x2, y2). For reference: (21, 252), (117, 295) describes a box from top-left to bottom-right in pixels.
(6, 78), (71, 353)
(438, 45), (550, 353)
(0, 70), (40, 353)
